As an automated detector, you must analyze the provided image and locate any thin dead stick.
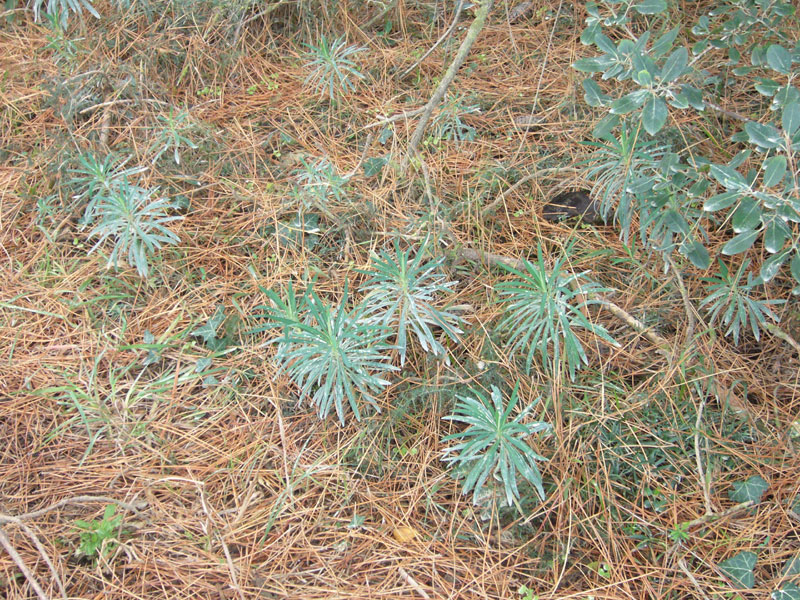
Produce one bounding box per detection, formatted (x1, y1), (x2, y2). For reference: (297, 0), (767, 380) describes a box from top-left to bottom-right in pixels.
(362, 0), (398, 29)
(343, 133), (374, 179)
(456, 246), (520, 269)
(233, 0), (292, 41)
(599, 300), (673, 356)
(99, 94), (112, 147)
(694, 397), (714, 515)
(703, 100), (750, 123)
(0, 526), (49, 600)
(7, 518), (67, 599)
(397, 566), (431, 599)
(677, 558), (712, 600)
(79, 98), (167, 115)
(219, 533), (246, 600)
(510, 0), (563, 166)
(405, 0), (495, 166)
(365, 106), (427, 129)
(194, 482), (246, 600)
(683, 500), (755, 530)
(398, 0), (466, 80)
(668, 257), (698, 346)
(0, 495), (147, 524)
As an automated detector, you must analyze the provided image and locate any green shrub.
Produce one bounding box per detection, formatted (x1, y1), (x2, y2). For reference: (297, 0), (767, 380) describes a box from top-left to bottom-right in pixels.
(359, 238), (463, 365)
(254, 283), (397, 424)
(303, 36), (366, 101)
(496, 245), (617, 381)
(442, 384), (551, 507)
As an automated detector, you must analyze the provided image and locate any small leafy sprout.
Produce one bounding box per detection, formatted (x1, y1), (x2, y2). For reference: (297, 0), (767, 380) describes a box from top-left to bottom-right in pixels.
(699, 259), (783, 345)
(442, 384), (551, 508)
(496, 245), (617, 381)
(669, 521), (690, 543)
(68, 153), (147, 224)
(250, 280), (309, 360)
(33, 0), (100, 28)
(293, 156), (349, 212)
(74, 504), (124, 563)
(256, 282), (397, 425)
(149, 108), (200, 165)
(86, 180), (182, 278)
(303, 36), (366, 101)
(360, 238), (463, 365)
(42, 10), (82, 65)
(430, 93), (479, 143)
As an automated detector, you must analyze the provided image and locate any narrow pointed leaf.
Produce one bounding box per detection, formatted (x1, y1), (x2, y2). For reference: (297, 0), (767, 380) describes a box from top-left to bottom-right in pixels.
(722, 230), (759, 255)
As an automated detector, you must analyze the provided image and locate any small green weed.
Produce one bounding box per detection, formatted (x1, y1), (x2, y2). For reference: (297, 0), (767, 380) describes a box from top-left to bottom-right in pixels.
(359, 238), (463, 365)
(496, 245), (617, 380)
(86, 180), (182, 278)
(442, 383), (551, 508)
(303, 36), (366, 101)
(254, 282), (397, 424)
(74, 504), (125, 563)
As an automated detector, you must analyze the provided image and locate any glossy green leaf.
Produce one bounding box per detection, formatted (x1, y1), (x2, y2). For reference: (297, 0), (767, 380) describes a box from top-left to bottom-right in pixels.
(669, 92), (689, 109)
(745, 121), (782, 149)
(762, 155), (787, 187)
(729, 475), (769, 503)
(592, 113), (620, 139)
(751, 45), (767, 67)
(635, 0), (666, 14)
(582, 78), (610, 107)
(378, 126), (393, 145)
(683, 239), (710, 269)
(783, 554), (800, 577)
(663, 209), (689, 234)
(651, 26), (679, 58)
(642, 96), (668, 134)
(755, 78), (780, 96)
(580, 22), (601, 45)
(766, 44), (793, 75)
(719, 551), (757, 589)
(729, 149), (752, 169)
(783, 102), (800, 135)
(710, 164), (748, 191)
(595, 33), (617, 55)
(761, 250), (789, 282)
(573, 57), (609, 73)
(722, 230), (759, 255)
(705, 191), (741, 212)
(732, 197), (762, 232)
(611, 90), (648, 114)
(192, 305), (226, 344)
(362, 155), (388, 177)
(774, 85), (800, 110)
(764, 220), (789, 253)
(681, 84), (704, 109)
(791, 254), (800, 284)
(634, 69), (653, 86)
(772, 581), (800, 600)
(660, 47), (688, 83)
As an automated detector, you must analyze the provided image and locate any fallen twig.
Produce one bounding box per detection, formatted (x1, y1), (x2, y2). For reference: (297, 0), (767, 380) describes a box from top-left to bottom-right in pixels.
(398, 566), (431, 599)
